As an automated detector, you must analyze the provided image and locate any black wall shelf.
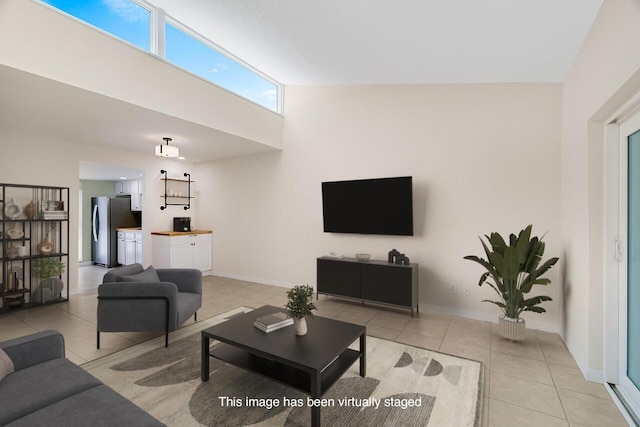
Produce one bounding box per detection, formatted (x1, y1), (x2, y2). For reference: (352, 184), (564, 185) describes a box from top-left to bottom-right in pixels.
(1, 183), (70, 313)
(160, 170), (192, 210)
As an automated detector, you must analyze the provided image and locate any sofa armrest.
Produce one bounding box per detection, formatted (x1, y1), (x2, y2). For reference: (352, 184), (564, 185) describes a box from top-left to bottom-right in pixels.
(98, 282), (179, 300)
(157, 269), (202, 295)
(0, 330), (65, 371)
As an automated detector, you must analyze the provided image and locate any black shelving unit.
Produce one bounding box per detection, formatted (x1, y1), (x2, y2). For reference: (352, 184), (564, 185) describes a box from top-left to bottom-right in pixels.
(160, 170), (193, 210)
(0, 183), (70, 313)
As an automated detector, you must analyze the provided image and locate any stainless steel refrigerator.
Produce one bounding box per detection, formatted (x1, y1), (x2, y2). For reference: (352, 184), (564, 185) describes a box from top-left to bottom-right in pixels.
(92, 197), (137, 267)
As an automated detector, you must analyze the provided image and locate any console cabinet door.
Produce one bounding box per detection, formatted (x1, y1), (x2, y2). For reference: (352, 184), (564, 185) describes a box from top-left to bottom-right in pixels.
(317, 259), (361, 298)
(361, 264), (413, 307)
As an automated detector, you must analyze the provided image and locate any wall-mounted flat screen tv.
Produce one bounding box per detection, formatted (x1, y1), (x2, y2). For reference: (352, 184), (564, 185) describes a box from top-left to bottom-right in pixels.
(322, 176), (413, 236)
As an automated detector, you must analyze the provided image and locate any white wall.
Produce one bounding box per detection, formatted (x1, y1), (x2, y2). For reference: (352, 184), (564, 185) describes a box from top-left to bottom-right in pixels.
(196, 83), (564, 331)
(561, 0), (640, 378)
(0, 130), (199, 294)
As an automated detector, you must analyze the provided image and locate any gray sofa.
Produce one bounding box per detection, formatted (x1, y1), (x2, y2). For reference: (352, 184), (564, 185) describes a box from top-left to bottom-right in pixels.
(0, 330), (163, 426)
(98, 264), (202, 347)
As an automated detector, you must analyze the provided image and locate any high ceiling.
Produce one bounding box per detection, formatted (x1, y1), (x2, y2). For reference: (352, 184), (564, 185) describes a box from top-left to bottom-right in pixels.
(2, 0), (604, 170)
(150, 0), (603, 85)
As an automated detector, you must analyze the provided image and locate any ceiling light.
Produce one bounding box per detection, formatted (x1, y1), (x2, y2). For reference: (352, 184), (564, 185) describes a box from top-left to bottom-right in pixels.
(178, 156), (185, 160)
(155, 137), (179, 158)
(119, 177), (127, 180)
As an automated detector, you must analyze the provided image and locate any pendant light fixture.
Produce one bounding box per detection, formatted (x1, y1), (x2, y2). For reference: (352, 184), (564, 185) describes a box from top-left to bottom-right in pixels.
(155, 137), (179, 158)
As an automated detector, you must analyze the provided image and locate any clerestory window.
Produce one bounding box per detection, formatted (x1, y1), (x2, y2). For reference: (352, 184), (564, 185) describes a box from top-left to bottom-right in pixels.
(39, 0), (282, 113)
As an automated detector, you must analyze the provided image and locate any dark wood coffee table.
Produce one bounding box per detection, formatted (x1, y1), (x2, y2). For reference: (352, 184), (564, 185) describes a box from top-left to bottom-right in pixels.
(201, 305), (366, 427)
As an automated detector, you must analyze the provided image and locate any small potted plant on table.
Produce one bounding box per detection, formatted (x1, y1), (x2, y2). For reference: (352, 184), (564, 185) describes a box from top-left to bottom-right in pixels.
(285, 284), (317, 336)
(464, 225), (559, 341)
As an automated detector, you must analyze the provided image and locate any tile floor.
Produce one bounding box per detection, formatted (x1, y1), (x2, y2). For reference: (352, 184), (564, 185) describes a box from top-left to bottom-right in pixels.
(0, 266), (630, 427)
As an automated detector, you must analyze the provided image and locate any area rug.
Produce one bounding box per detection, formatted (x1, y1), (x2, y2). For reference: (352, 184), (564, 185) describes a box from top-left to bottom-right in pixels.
(83, 307), (483, 427)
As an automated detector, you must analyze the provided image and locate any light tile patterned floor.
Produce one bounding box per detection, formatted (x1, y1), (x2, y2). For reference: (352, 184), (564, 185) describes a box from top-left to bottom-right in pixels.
(0, 266), (630, 426)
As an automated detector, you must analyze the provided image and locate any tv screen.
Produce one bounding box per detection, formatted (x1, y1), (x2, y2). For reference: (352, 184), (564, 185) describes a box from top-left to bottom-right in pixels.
(322, 176), (413, 236)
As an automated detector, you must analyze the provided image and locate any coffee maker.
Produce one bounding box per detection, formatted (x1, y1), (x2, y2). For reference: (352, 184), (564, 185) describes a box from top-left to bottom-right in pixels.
(173, 217), (191, 232)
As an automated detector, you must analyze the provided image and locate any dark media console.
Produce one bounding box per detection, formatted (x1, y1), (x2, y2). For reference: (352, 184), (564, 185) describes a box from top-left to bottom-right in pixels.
(317, 257), (419, 316)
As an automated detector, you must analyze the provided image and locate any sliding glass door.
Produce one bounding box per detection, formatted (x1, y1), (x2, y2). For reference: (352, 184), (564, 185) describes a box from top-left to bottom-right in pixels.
(618, 114), (640, 420)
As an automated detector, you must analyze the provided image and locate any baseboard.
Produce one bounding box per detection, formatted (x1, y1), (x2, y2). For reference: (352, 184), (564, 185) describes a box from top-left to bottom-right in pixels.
(79, 261), (93, 267)
(419, 303), (561, 334)
(211, 271), (292, 289)
(585, 368), (605, 383)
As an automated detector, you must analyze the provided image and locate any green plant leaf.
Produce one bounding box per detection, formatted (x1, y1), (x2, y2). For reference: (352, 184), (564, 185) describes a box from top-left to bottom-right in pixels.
(481, 300), (506, 309)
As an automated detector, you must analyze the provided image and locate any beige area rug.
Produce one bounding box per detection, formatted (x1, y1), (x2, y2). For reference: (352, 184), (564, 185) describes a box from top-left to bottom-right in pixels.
(83, 308), (483, 427)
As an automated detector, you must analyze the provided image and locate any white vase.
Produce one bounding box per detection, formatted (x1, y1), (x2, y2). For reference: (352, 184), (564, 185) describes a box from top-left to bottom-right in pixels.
(294, 317), (307, 336)
(498, 315), (526, 341)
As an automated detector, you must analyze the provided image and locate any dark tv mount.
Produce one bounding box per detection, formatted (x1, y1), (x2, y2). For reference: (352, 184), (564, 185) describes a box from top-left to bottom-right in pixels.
(160, 169), (191, 210)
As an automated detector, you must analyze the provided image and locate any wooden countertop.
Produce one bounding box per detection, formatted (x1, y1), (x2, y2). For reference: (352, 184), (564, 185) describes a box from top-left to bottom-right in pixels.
(116, 227), (142, 232)
(151, 230), (212, 236)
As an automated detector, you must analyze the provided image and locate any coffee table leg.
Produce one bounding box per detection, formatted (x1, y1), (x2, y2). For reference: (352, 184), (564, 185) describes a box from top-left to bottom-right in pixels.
(359, 333), (366, 377)
(201, 333), (210, 382)
(311, 371), (321, 427)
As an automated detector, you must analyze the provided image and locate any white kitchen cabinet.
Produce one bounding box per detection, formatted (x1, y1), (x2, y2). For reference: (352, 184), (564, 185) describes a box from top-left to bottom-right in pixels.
(117, 232), (126, 265)
(121, 231), (143, 265)
(136, 238), (143, 264)
(115, 180), (131, 195)
(152, 232), (212, 272)
(130, 179), (142, 211)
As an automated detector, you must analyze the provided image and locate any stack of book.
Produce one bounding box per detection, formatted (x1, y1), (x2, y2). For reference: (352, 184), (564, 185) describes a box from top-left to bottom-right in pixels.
(254, 312), (293, 333)
(43, 211), (68, 220)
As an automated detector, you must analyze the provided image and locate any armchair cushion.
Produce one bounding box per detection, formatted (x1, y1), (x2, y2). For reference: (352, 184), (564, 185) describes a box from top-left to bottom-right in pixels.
(120, 266), (160, 283)
(157, 269), (202, 295)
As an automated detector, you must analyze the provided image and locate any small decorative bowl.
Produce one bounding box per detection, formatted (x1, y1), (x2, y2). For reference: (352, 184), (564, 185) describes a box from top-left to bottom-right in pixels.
(355, 253), (371, 262)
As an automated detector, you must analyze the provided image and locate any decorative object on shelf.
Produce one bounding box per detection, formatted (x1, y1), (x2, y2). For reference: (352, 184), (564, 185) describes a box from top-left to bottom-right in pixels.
(5, 243), (18, 259)
(388, 249), (400, 263)
(24, 201), (36, 220)
(32, 258), (65, 304)
(4, 198), (23, 220)
(6, 266), (23, 291)
(155, 137), (179, 158)
(17, 246), (27, 257)
(285, 284), (316, 336)
(395, 255), (410, 265)
(38, 227), (55, 255)
(160, 170), (192, 210)
(464, 225), (559, 341)
(6, 225), (24, 239)
(355, 253), (371, 262)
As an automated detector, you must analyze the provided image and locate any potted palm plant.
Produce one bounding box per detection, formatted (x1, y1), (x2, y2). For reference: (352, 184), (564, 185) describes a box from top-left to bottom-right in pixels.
(464, 225), (558, 341)
(285, 284), (317, 336)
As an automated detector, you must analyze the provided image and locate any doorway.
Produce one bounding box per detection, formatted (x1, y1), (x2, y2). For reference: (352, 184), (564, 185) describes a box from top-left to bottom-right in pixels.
(606, 110), (640, 423)
(78, 161), (144, 290)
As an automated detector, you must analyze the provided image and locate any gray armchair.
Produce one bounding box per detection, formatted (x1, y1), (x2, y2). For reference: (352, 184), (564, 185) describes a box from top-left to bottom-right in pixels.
(97, 264), (202, 348)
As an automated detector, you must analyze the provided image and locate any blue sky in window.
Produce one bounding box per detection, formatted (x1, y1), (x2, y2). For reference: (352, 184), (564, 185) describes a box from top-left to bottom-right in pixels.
(42, 0), (151, 50)
(165, 24), (277, 111)
(41, 0), (278, 111)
